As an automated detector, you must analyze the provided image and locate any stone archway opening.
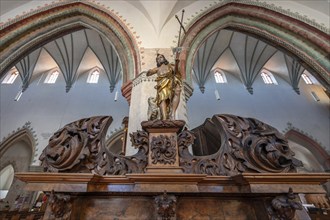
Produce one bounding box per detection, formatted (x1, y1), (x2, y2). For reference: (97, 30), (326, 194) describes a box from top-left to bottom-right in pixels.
(180, 2), (329, 91)
(0, 1), (140, 86)
(0, 165), (14, 199)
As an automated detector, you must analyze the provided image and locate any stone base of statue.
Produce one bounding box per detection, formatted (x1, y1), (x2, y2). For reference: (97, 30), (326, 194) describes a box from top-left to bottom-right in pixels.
(141, 120), (185, 173)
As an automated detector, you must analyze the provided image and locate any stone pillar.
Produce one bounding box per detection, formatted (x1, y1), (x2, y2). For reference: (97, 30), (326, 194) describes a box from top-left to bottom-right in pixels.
(141, 120), (185, 173)
(125, 72), (156, 155)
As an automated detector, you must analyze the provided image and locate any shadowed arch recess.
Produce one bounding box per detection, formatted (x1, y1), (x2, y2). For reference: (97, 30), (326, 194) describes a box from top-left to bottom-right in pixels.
(180, 2), (330, 91)
(285, 129), (330, 171)
(0, 1), (140, 84)
(0, 128), (36, 163)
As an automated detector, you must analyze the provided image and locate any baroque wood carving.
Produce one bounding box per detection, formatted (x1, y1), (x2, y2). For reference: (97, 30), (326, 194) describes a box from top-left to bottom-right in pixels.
(39, 116), (149, 175)
(155, 191), (177, 220)
(267, 187), (303, 220)
(40, 114), (302, 176)
(178, 114), (303, 175)
(48, 190), (72, 220)
(151, 135), (176, 165)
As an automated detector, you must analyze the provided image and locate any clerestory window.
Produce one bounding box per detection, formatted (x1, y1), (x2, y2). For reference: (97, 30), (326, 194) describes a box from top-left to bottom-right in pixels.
(261, 70), (277, 85)
(44, 70), (59, 84)
(214, 69), (227, 83)
(301, 73), (313, 85)
(87, 69), (100, 84)
(2, 71), (19, 84)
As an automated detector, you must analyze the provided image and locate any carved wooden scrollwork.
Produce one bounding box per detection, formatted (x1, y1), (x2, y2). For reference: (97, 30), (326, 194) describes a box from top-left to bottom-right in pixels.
(178, 114), (303, 176)
(40, 116), (149, 175)
(48, 190), (72, 220)
(178, 129), (222, 175)
(155, 191), (177, 220)
(150, 135), (176, 165)
(39, 116), (110, 173)
(40, 114), (302, 176)
(267, 188), (303, 220)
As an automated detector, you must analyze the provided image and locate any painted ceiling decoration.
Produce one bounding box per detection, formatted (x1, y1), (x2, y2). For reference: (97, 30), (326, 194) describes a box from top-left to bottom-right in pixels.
(284, 55), (305, 95)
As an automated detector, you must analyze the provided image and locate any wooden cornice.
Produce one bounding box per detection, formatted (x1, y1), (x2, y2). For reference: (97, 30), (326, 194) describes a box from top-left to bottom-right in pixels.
(15, 172), (329, 194)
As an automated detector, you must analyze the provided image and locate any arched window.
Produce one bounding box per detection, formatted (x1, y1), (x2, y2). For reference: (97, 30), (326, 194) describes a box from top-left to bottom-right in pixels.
(87, 69), (100, 84)
(0, 165), (15, 199)
(261, 70), (278, 85)
(301, 73), (313, 85)
(2, 70), (19, 84)
(44, 70), (59, 84)
(214, 69), (227, 83)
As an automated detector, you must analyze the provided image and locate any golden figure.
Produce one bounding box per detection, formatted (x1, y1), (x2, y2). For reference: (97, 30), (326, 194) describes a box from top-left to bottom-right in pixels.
(147, 54), (182, 120)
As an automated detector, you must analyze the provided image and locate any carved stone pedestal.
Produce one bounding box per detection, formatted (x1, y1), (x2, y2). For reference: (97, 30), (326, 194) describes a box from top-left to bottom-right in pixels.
(141, 120), (185, 173)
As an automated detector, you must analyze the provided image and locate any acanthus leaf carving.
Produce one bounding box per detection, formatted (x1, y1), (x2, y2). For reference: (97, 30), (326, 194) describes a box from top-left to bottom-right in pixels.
(150, 135), (176, 165)
(178, 114), (303, 176)
(40, 116), (149, 175)
(40, 114), (302, 177)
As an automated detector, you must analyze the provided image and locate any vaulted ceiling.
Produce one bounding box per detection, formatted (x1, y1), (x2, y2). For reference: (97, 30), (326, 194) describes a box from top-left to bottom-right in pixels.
(1, 0), (328, 94)
(14, 29), (121, 93)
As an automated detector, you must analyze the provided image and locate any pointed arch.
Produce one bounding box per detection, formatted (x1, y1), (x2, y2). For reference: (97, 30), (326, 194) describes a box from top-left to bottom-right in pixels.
(180, 2), (329, 92)
(285, 129), (330, 171)
(0, 127), (36, 163)
(0, 1), (140, 84)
